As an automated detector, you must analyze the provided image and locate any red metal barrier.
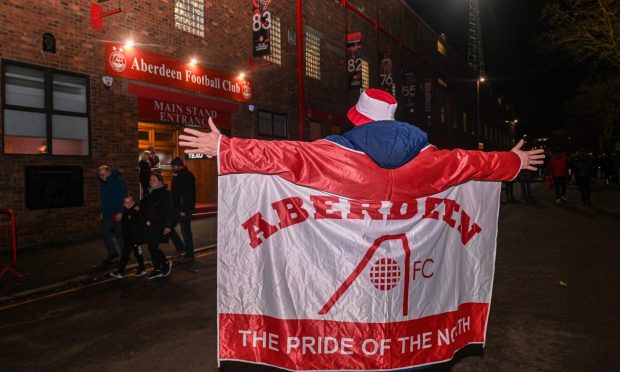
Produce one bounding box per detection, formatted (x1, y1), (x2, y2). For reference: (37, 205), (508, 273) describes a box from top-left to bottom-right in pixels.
(0, 208), (22, 278)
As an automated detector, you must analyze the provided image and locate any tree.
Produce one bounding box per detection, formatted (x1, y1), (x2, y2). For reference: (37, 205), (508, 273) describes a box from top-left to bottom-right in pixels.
(541, 0), (620, 71)
(541, 0), (620, 151)
(564, 75), (620, 151)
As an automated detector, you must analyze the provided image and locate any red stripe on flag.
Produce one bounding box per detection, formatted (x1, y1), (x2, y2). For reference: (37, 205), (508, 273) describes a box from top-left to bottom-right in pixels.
(219, 302), (489, 371)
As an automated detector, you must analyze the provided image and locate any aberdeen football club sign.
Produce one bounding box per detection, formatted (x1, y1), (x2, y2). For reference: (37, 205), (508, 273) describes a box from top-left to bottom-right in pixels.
(218, 169), (501, 369)
(105, 42), (252, 103)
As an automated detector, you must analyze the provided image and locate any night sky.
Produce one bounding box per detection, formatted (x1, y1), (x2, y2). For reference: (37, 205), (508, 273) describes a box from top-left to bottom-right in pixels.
(406, 0), (575, 138)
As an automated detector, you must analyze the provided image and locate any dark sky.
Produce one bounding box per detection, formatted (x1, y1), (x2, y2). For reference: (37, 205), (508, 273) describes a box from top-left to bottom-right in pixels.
(406, 0), (575, 137)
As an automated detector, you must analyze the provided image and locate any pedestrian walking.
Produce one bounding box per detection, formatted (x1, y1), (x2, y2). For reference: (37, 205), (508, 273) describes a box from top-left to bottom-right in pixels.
(504, 180), (517, 203)
(98, 165), (127, 263)
(110, 194), (147, 278)
(549, 147), (568, 203)
(571, 149), (594, 205)
(140, 173), (175, 279)
(169, 157), (196, 263)
(138, 150), (152, 199)
(518, 169), (534, 202)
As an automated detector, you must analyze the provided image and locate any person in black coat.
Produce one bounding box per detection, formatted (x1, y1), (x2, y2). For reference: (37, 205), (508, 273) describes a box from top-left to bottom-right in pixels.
(138, 151), (152, 199)
(169, 157), (196, 262)
(140, 173), (176, 279)
(110, 194), (146, 278)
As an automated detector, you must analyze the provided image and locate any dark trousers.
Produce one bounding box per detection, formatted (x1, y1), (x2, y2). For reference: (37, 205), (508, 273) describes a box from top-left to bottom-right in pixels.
(117, 243), (145, 274)
(147, 242), (167, 271)
(553, 176), (566, 199)
(576, 176), (591, 203)
(170, 211), (194, 257)
(520, 180), (532, 200)
(101, 217), (123, 257)
(504, 181), (515, 201)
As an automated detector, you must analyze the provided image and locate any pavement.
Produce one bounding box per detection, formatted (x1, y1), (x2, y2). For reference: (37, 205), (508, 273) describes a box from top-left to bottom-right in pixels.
(0, 216), (218, 303)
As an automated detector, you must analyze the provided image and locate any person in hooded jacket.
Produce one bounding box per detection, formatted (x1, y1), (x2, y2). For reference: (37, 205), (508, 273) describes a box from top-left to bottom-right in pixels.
(140, 173), (176, 279)
(179, 89), (545, 195)
(98, 165), (127, 264)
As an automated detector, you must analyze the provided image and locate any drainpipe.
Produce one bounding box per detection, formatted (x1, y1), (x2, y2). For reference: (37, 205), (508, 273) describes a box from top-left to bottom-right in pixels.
(297, 0), (304, 140)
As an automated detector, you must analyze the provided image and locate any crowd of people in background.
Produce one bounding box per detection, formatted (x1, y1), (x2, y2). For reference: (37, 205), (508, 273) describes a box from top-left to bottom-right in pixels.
(97, 147), (197, 280)
(503, 144), (620, 206)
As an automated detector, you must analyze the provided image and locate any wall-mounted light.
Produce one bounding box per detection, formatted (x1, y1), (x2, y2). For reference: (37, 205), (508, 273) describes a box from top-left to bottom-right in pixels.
(124, 39), (134, 49)
(190, 58), (198, 66)
(238, 72), (246, 79)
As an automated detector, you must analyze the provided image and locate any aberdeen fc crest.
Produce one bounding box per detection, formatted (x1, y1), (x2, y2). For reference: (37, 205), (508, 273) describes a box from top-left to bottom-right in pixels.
(108, 46), (127, 72)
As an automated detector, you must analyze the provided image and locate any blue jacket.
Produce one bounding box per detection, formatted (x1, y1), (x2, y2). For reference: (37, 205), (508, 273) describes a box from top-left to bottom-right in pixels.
(99, 170), (127, 217)
(325, 120), (429, 169)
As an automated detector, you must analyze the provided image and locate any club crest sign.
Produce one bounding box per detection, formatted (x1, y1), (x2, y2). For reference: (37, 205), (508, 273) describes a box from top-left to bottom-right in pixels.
(108, 46), (127, 72)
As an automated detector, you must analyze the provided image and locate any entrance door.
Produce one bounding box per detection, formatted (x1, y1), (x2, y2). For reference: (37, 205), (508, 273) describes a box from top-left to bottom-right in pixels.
(138, 122), (218, 203)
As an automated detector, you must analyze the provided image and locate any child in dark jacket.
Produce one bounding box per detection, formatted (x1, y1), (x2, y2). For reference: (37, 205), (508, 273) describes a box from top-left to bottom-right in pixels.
(110, 195), (146, 278)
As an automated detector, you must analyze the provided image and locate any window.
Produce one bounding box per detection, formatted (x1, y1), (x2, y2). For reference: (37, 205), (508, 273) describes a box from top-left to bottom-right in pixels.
(462, 112), (468, 133)
(361, 59), (370, 92)
(305, 32), (321, 80)
(330, 124), (341, 135)
(258, 110), (287, 138)
(264, 16), (282, 65)
(175, 0), (204, 37)
(3, 62), (89, 156)
(308, 121), (322, 141)
(437, 40), (447, 56)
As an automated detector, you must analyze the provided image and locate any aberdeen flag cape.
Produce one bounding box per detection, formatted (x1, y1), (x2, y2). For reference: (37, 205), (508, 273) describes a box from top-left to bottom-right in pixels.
(216, 122), (521, 371)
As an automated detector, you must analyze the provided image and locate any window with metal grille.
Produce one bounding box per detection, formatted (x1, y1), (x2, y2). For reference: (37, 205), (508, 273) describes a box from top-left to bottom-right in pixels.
(305, 32), (321, 80)
(361, 59), (369, 92)
(175, 0), (204, 37)
(308, 121), (322, 141)
(264, 16), (282, 65)
(258, 110), (287, 139)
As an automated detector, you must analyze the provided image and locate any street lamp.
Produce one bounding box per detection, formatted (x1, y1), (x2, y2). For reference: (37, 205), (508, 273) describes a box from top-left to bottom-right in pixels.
(476, 76), (486, 149)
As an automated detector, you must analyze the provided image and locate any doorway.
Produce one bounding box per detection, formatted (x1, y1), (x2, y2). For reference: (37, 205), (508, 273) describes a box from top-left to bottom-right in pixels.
(137, 122), (218, 203)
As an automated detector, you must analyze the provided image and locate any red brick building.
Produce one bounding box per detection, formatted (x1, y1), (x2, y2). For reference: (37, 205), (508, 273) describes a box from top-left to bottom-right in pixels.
(0, 0), (514, 248)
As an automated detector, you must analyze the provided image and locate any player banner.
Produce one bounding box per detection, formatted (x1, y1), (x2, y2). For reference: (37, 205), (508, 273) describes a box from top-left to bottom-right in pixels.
(218, 172), (501, 370)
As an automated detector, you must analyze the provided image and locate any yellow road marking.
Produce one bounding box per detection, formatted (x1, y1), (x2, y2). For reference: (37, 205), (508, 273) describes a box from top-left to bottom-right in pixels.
(0, 249), (216, 313)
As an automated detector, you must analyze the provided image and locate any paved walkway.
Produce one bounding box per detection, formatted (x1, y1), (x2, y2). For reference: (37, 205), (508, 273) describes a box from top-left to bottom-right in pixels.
(0, 217), (217, 301)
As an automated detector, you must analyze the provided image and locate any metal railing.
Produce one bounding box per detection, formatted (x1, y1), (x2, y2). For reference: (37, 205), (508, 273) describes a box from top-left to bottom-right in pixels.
(0, 208), (22, 279)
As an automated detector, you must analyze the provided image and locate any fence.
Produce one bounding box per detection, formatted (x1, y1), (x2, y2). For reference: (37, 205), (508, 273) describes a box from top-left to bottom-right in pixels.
(0, 208), (22, 279)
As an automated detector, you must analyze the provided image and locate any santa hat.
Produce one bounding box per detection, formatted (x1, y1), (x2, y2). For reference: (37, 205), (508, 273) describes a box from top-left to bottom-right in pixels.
(347, 88), (398, 126)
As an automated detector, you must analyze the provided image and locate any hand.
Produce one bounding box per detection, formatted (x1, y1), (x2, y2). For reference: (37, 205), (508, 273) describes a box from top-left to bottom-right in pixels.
(178, 117), (221, 158)
(511, 139), (545, 171)
(163, 227), (171, 235)
(114, 213), (123, 222)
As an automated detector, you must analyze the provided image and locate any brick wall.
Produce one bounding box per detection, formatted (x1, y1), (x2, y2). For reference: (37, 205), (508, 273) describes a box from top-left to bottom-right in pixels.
(0, 0), (513, 248)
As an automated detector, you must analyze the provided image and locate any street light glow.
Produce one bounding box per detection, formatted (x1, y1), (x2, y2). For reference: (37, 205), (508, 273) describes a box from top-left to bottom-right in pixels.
(479, 76), (486, 82)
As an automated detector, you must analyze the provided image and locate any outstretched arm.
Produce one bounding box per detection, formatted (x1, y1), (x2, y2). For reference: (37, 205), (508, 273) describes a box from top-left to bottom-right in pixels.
(510, 139), (545, 171)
